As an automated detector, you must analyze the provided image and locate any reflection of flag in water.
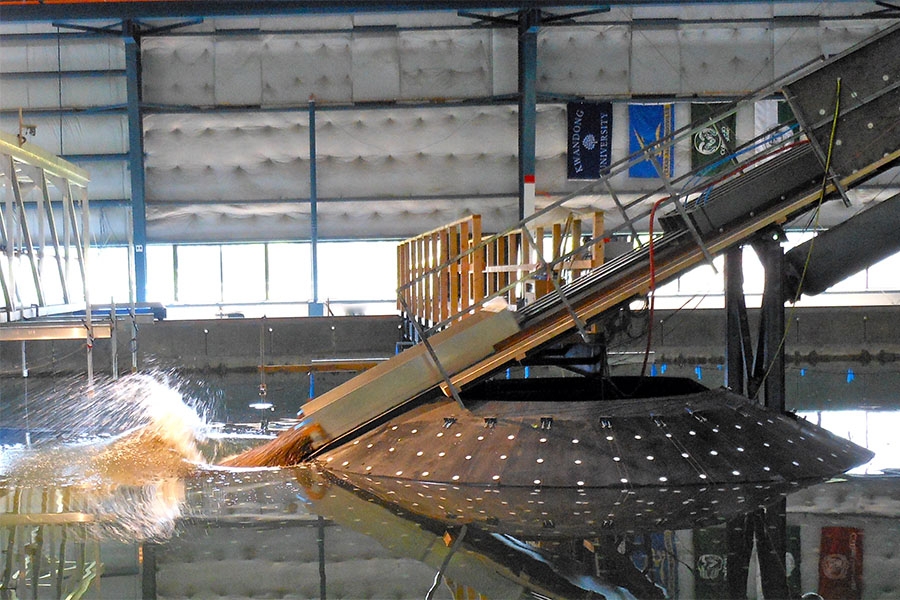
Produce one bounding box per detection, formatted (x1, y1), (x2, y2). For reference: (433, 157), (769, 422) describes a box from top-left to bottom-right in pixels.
(691, 103), (737, 175)
(629, 104), (675, 178)
(443, 577), (488, 600)
(631, 531), (678, 596)
(693, 526), (728, 600)
(818, 526), (864, 600)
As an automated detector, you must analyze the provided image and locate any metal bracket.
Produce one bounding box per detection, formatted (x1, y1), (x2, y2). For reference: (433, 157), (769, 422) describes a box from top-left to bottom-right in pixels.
(398, 294), (466, 410)
(521, 226), (591, 342)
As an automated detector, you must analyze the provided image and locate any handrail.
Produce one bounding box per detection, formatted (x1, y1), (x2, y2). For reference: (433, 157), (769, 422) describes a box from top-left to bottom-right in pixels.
(397, 210), (608, 330)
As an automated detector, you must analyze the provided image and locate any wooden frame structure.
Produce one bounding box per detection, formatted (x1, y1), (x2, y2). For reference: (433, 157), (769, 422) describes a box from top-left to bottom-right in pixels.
(397, 211), (606, 330)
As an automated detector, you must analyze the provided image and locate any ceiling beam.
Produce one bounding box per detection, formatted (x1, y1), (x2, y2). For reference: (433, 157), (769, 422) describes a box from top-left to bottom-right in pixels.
(0, 0), (875, 23)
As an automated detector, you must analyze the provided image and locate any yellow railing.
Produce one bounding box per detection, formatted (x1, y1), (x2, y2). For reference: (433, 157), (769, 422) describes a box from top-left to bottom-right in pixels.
(397, 214), (484, 326)
(397, 211), (606, 328)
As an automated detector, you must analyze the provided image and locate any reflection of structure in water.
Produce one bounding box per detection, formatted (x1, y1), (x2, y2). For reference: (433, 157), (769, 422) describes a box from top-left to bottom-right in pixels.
(4, 466), (898, 599)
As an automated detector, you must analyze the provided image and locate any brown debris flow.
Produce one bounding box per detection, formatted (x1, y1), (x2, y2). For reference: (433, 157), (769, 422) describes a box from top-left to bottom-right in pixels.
(218, 423), (325, 468)
(91, 425), (200, 486)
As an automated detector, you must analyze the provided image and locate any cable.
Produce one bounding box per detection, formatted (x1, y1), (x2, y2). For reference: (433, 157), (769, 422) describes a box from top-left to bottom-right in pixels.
(639, 195), (668, 378)
(752, 77), (842, 401)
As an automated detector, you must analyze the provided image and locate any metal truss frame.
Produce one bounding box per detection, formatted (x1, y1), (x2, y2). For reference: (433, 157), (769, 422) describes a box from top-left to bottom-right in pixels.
(0, 130), (91, 323)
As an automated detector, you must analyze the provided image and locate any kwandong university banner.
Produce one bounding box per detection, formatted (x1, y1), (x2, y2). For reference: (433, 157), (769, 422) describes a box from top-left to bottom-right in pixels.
(628, 103), (674, 178)
(691, 103), (737, 175)
(567, 101), (612, 179)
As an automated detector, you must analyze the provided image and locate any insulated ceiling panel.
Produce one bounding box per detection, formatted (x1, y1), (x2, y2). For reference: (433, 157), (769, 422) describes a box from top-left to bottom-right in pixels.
(630, 27), (682, 94)
(146, 196), (520, 243)
(0, 36), (124, 72)
(678, 26), (774, 95)
(144, 105), (530, 204)
(537, 26), (631, 97)
(0, 113), (128, 156)
(398, 30), (494, 100)
(350, 32), (401, 102)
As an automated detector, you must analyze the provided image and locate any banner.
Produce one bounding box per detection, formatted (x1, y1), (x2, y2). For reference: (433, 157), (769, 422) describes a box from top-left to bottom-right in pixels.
(755, 99), (796, 152)
(628, 103), (674, 178)
(691, 103), (737, 175)
(567, 101), (613, 179)
(818, 526), (864, 600)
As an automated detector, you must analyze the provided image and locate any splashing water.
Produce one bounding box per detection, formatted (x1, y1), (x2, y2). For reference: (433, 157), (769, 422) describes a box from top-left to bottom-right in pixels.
(0, 373), (205, 487)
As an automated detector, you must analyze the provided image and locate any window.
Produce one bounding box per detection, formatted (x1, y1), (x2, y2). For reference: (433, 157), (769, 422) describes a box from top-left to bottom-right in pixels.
(318, 241), (397, 302)
(222, 244), (266, 303)
(175, 245), (222, 304)
(267, 243), (311, 302)
(88, 246), (130, 304)
(146, 245), (175, 303)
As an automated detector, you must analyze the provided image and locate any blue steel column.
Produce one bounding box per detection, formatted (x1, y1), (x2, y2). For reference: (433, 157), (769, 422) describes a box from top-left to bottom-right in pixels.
(124, 22), (148, 302)
(517, 9), (539, 221)
(308, 98), (324, 316)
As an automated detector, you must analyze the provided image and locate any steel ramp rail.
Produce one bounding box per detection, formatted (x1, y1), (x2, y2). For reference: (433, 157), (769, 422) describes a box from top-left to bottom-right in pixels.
(446, 22), (900, 391)
(447, 148), (899, 392)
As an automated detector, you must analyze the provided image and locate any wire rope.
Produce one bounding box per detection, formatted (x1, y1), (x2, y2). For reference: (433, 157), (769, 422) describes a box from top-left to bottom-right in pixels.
(752, 76), (842, 401)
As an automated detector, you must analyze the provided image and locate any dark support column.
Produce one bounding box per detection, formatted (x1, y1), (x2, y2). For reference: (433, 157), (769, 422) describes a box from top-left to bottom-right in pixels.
(724, 246), (745, 395)
(317, 516), (327, 600)
(124, 21), (148, 302)
(141, 542), (157, 599)
(758, 236), (786, 411)
(757, 499), (789, 600)
(517, 9), (539, 221)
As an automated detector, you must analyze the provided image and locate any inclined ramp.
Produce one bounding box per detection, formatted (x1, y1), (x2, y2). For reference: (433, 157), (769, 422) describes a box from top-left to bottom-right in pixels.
(256, 23), (900, 457)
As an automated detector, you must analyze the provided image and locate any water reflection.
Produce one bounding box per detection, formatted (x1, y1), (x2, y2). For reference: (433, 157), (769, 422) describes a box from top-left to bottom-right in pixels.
(1, 374), (897, 599)
(3, 465), (899, 599)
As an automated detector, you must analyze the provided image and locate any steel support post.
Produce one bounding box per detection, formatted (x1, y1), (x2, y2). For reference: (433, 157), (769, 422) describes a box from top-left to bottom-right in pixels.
(124, 22), (148, 303)
(759, 236), (786, 412)
(724, 246), (745, 394)
(517, 9), (539, 221)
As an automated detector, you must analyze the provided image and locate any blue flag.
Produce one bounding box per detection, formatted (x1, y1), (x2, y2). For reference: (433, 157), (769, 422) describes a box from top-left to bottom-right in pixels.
(629, 104), (675, 178)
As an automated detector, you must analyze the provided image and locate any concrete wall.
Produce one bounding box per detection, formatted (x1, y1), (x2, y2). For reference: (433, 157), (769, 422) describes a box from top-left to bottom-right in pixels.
(1, 306), (897, 429)
(0, 315), (402, 426)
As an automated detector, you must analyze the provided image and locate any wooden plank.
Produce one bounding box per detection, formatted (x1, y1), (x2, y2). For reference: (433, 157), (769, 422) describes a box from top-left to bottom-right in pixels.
(396, 244), (404, 311)
(439, 229), (449, 323)
(483, 260), (594, 273)
(301, 307), (521, 445)
(552, 223), (562, 263)
(486, 237), (496, 296)
(448, 226), (460, 319)
(459, 219), (471, 311)
(430, 232), (440, 326)
(571, 218), (583, 278)
(472, 214), (485, 304)
(408, 240), (416, 316)
(592, 211), (605, 268)
(422, 235), (431, 325)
